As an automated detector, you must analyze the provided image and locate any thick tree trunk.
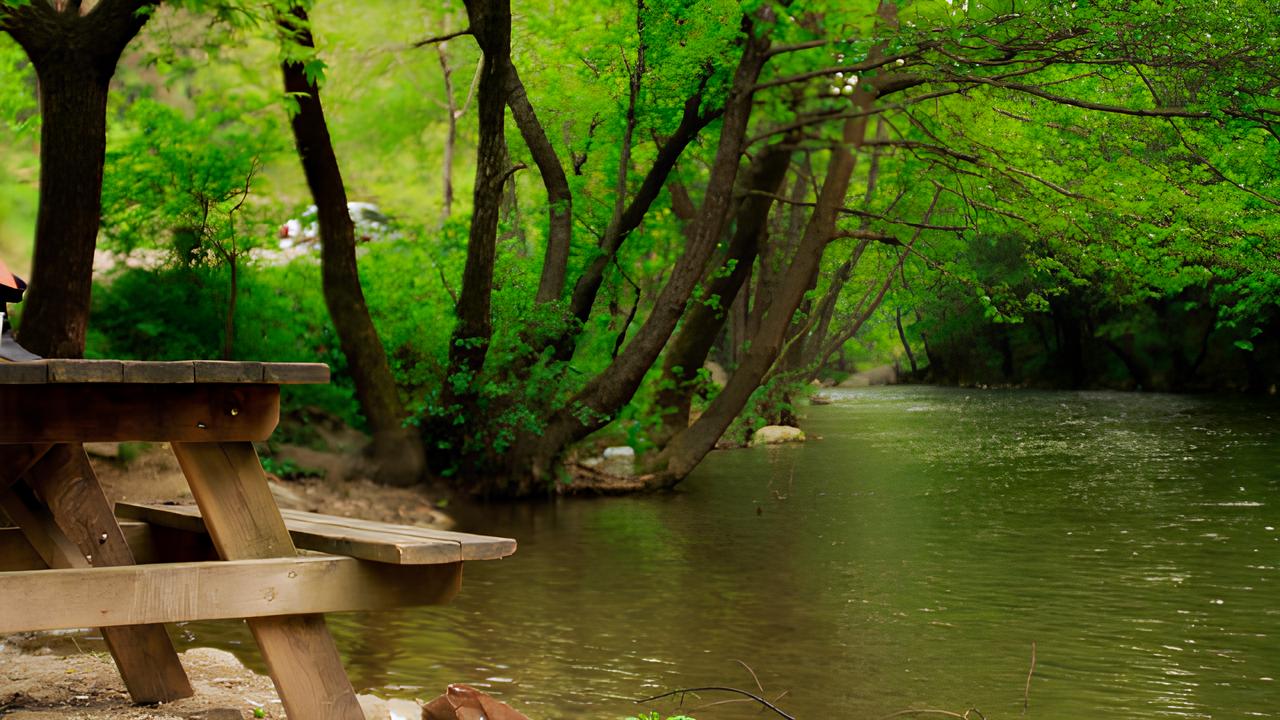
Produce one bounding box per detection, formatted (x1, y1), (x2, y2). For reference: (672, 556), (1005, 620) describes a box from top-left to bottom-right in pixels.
(4, 0), (158, 358)
(651, 142), (792, 446)
(651, 108), (873, 486)
(281, 7), (423, 486)
(19, 60), (108, 358)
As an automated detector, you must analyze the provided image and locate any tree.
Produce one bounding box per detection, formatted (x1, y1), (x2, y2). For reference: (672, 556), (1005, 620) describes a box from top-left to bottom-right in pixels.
(279, 3), (425, 485)
(1, 0), (161, 358)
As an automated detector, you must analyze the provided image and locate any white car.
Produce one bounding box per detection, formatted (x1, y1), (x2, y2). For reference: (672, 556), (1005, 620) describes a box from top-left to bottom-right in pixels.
(278, 202), (393, 248)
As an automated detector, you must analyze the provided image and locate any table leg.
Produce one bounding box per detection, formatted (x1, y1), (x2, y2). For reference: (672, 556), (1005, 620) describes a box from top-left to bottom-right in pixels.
(18, 444), (194, 703)
(171, 441), (363, 720)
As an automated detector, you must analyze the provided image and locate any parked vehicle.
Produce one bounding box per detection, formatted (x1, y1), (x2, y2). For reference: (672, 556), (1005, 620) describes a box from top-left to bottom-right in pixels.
(278, 202), (393, 248)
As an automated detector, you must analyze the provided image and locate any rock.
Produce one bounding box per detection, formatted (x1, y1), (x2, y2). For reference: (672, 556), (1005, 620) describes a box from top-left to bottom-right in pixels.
(810, 394), (833, 405)
(358, 693), (390, 719)
(602, 446), (635, 459)
(703, 361), (729, 388)
(750, 425), (806, 446)
(423, 684), (531, 720)
(387, 698), (423, 719)
(600, 446), (636, 477)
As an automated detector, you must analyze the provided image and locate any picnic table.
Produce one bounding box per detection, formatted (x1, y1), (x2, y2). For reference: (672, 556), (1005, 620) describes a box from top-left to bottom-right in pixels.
(0, 360), (515, 719)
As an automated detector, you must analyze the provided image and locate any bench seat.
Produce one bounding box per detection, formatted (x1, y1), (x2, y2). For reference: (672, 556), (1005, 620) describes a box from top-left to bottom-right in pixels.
(116, 502), (516, 565)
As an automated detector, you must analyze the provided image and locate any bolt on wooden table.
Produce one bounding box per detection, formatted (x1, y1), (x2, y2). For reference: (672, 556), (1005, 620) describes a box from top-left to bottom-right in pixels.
(0, 360), (515, 719)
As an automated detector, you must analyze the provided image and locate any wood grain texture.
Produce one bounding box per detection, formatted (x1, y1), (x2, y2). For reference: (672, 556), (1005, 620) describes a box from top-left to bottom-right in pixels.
(263, 362), (330, 384)
(0, 361), (49, 384)
(279, 508), (518, 561)
(48, 359), (124, 382)
(0, 555), (462, 632)
(0, 522), (156, 570)
(171, 440), (363, 720)
(192, 361), (263, 383)
(0, 360), (329, 385)
(116, 502), (511, 564)
(122, 360), (196, 383)
(24, 445), (194, 703)
(0, 384), (279, 443)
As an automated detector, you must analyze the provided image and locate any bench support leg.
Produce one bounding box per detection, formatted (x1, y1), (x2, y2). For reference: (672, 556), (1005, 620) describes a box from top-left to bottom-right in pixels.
(172, 441), (363, 720)
(19, 444), (194, 703)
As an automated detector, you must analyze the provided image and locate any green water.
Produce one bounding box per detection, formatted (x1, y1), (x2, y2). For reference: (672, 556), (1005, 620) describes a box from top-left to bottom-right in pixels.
(182, 387), (1280, 718)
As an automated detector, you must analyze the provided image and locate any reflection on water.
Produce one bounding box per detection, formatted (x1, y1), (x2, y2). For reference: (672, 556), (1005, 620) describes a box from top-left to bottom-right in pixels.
(176, 387), (1280, 718)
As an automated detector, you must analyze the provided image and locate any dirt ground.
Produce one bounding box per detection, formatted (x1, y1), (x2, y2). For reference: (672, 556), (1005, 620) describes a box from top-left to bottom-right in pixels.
(0, 641), (424, 719)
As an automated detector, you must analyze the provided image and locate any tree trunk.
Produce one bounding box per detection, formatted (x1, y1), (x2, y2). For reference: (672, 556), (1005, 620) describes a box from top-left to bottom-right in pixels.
(652, 108), (873, 486)
(652, 142), (792, 446)
(281, 7), (423, 486)
(507, 65), (571, 304)
(497, 19), (773, 493)
(4, 0), (159, 358)
(18, 60), (108, 358)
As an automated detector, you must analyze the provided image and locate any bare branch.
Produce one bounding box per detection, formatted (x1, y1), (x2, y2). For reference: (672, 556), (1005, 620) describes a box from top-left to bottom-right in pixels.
(411, 27), (472, 48)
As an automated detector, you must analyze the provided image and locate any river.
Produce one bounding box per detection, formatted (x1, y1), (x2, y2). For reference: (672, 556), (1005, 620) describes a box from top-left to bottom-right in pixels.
(184, 387), (1280, 718)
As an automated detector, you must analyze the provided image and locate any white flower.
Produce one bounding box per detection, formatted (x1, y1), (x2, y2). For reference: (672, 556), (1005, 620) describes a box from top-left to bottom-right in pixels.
(847, 75), (859, 85)
(829, 86), (842, 96)
(841, 85), (854, 95)
(835, 72), (844, 79)
(895, 58), (905, 66)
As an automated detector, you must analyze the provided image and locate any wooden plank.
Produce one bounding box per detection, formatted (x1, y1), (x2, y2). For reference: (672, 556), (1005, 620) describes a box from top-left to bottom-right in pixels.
(278, 508), (518, 561)
(25, 445), (194, 703)
(0, 361), (329, 385)
(0, 360), (49, 384)
(122, 360), (196, 383)
(48, 359), (124, 383)
(119, 502), (464, 565)
(0, 384), (279, 443)
(263, 362), (330, 384)
(171, 441), (364, 720)
(0, 521), (156, 571)
(0, 555), (462, 633)
(194, 360), (264, 383)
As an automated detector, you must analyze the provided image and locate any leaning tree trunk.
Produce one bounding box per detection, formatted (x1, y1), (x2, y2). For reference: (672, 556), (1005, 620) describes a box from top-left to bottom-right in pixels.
(651, 141), (792, 447)
(650, 109), (873, 486)
(498, 19), (774, 493)
(3, 0), (159, 358)
(281, 7), (424, 486)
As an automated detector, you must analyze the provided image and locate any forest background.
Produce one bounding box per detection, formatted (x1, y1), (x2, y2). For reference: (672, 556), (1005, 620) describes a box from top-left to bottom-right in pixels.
(0, 0), (1277, 497)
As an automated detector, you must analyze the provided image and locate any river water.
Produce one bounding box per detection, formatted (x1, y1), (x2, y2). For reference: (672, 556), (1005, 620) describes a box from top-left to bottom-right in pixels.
(184, 387), (1280, 718)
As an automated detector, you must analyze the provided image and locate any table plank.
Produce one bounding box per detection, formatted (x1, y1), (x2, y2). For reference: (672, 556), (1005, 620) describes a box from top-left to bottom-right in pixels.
(118, 502), (463, 564)
(0, 360), (329, 385)
(24, 445), (194, 703)
(276, 508), (518, 562)
(172, 441), (364, 720)
(0, 384), (279, 443)
(0, 555), (461, 632)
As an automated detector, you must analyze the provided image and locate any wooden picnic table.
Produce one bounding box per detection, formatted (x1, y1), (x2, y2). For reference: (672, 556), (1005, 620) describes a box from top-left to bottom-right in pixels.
(0, 360), (515, 719)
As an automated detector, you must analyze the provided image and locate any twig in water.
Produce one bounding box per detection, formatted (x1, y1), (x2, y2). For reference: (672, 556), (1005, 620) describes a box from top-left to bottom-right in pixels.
(1023, 640), (1036, 714)
(637, 687), (797, 720)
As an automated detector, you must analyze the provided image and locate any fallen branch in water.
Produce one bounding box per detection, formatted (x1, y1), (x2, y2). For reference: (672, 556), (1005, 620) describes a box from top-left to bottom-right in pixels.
(636, 686), (797, 720)
(1024, 640), (1037, 714)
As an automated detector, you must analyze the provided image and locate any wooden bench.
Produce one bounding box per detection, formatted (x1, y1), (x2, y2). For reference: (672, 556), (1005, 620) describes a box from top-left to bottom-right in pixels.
(0, 360), (515, 720)
(116, 503), (516, 564)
